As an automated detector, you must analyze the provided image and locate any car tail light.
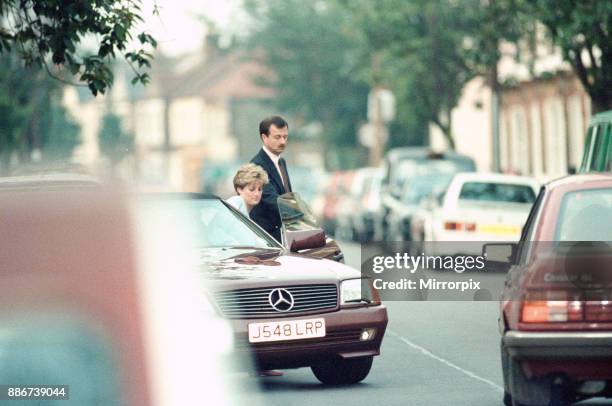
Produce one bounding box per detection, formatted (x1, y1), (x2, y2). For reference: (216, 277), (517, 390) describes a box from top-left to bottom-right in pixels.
(521, 290), (583, 323)
(444, 221), (476, 232)
(585, 291), (612, 322)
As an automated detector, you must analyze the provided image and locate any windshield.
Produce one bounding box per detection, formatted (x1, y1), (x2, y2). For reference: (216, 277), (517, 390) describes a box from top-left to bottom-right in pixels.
(458, 182), (535, 204)
(401, 174), (453, 205)
(556, 188), (612, 241)
(278, 192), (320, 232)
(392, 158), (474, 193)
(140, 197), (280, 249)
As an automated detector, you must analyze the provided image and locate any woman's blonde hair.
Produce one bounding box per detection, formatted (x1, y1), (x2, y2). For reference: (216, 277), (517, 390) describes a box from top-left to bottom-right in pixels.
(233, 163), (269, 192)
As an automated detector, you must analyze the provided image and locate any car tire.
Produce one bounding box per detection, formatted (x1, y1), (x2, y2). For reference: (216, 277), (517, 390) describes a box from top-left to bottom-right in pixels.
(504, 344), (572, 406)
(311, 355), (373, 385)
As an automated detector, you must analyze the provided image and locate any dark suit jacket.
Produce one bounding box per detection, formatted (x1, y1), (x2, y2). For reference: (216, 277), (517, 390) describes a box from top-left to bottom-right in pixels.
(250, 148), (292, 242)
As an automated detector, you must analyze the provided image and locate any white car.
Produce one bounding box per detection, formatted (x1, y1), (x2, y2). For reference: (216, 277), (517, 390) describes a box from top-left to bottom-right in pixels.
(411, 173), (540, 256)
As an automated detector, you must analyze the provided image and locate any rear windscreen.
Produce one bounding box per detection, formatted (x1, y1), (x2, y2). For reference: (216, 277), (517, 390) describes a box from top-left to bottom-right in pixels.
(458, 182), (535, 204)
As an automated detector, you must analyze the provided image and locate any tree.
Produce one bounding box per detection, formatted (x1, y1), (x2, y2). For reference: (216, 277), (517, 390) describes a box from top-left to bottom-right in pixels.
(0, 0), (157, 95)
(524, 0), (612, 113)
(98, 111), (133, 170)
(344, 0), (480, 149)
(244, 0), (369, 167)
(0, 50), (80, 173)
(40, 104), (81, 160)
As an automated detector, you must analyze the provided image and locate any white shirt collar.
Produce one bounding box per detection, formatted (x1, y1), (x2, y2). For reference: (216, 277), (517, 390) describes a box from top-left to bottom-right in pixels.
(262, 145), (281, 165)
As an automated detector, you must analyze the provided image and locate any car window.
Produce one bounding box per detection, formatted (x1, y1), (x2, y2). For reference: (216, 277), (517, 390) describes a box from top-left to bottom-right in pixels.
(401, 175), (453, 205)
(458, 182), (535, 204)
(555, 188), (612, 241)
(592, 124), (611, 171)
(278, 193), (320, 232)
(140, 198), (279, 248)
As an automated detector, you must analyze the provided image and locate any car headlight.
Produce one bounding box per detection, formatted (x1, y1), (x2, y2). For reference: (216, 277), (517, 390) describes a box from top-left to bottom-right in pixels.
(340, 278), (381, 306)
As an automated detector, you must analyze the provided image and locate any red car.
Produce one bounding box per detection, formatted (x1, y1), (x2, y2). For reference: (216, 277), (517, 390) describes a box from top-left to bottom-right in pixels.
(0, 176), (256, 405)
(485, 174), (612, 405)
(139, 193), (388, 384)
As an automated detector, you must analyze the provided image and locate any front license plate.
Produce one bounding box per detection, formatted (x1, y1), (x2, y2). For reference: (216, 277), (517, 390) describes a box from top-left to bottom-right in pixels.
(248, 318), (326, 343)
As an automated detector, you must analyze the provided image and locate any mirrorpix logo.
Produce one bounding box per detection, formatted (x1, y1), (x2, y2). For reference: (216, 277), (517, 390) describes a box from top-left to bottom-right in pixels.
(269, 288), (295, 312)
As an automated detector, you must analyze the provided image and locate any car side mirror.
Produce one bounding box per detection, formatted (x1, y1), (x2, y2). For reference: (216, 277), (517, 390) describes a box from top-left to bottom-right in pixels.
(286, 229), (326, 252)
(483, 243), (517, 266)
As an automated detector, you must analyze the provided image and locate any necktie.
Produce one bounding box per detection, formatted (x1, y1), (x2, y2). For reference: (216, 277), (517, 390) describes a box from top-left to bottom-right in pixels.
(278, 158), (291, 193)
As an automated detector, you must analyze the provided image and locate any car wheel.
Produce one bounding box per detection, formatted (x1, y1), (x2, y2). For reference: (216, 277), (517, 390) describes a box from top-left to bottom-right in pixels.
(505, 345), (572, 406)
(311, 355), (373, 385)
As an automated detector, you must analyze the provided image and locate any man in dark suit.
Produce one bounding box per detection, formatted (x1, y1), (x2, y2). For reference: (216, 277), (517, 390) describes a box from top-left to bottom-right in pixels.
(250, 116), (292, 242)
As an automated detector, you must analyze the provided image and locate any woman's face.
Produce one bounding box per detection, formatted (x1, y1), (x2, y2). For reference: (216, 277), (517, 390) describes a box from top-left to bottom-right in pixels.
(237, 181), (263, 207)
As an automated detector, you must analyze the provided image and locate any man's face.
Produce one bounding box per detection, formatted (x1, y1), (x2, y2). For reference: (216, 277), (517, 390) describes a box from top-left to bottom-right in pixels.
(262, 124), (288, 155)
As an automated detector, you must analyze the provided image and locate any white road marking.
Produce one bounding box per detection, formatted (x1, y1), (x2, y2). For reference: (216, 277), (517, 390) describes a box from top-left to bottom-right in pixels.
(389, 329), (504, 393)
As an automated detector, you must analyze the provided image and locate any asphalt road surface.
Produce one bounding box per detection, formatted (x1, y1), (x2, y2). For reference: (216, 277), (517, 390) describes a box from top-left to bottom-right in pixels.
(244, 241), (609, 406)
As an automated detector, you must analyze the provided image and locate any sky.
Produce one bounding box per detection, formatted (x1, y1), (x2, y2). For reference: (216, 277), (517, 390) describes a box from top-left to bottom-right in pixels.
(140, 0), (246, 56)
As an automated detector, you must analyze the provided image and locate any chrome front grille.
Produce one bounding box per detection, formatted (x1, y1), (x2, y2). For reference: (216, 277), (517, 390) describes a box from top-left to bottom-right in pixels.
(214, 284), (338, 318)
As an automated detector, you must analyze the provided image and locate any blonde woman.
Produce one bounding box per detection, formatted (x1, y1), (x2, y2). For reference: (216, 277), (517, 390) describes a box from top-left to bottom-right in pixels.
(226, 163), (269, 216)
(226, 164), (283, 377)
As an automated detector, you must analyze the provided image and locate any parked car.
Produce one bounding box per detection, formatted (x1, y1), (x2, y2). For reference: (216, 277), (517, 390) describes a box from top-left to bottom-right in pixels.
(411, 173), (539, 256)
(287, 165), (328, 207)
(336, 167), (384, 242)
(0, 176), (257, 406)
(319, 171), (355, 236)
(380, 147), (476, 237)
(386, 172), (455, 241)
(139, 193), (388, 385)
(579, 110), (612, 173)
(200, 161), (241, 198)
(486, 173), (612, 406)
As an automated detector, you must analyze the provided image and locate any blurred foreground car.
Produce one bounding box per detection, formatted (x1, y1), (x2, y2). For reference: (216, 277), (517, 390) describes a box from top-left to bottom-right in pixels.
(485, 174), (612, 406)
(140, 193), (388, 385)
(411, 173), (539, 256)
(0, 176), (258, 406)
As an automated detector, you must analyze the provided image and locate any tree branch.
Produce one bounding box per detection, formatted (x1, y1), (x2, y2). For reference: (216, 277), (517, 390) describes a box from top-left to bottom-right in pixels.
(41, 61), (88, 88)
(585, 39), (599, 72)
(568, 47), (593, 94)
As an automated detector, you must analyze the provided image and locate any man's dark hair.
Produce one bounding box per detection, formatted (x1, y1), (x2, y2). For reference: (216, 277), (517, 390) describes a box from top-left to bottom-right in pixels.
(259, 116), (288, 137)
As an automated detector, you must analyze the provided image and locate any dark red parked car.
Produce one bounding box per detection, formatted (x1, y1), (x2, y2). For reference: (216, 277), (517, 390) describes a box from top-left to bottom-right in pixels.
(485, 174), (612, 406)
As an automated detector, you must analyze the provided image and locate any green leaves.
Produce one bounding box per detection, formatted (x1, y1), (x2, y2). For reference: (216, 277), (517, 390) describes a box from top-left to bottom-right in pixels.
(245, 0), (369, 162)
(0, 0), (157, 96)
(520, 0), (611, 111)
(0, 50), (81, 169)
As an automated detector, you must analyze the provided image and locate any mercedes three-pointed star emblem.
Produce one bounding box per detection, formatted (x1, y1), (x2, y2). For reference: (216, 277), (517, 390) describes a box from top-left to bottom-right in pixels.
(268, 288), (295, 312)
